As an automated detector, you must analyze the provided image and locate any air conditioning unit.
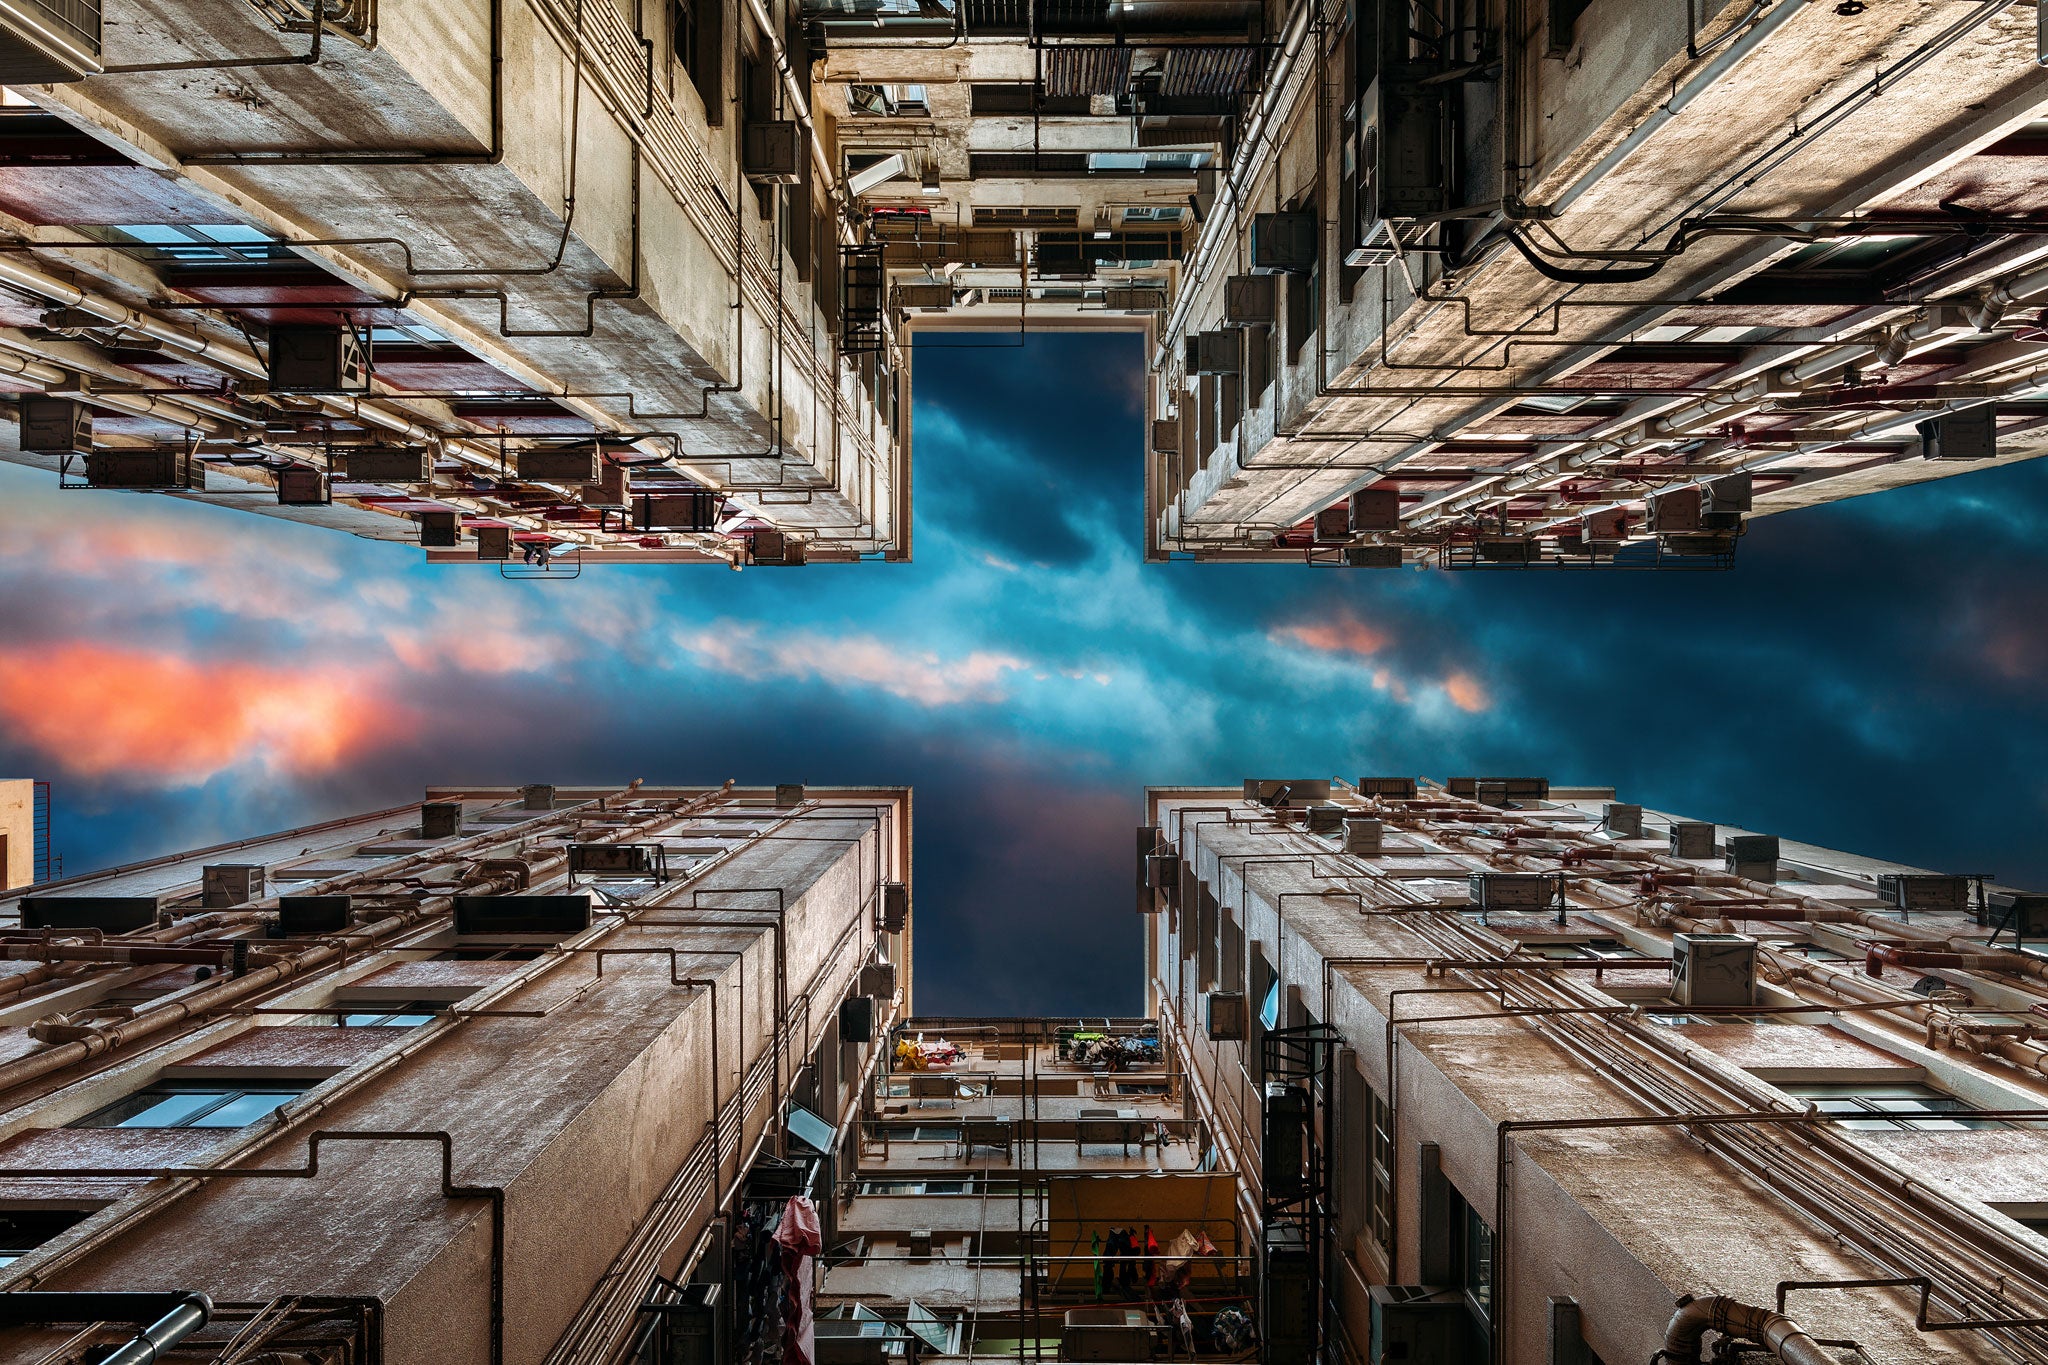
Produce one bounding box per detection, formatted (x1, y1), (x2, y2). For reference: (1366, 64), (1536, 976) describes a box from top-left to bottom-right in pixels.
(1144, 852), (1178, 891)
(1262, 1220), (1315, 1365)
(1305, 804), (1345, 836)
(517, 445), (601, 483)
(1368, 1286), (1471, 1365)
(0, 2), (104, 82)
(277, 894), (351, 935)
(1467, 873), (1550, 912)
(1313, 505), (1350, 542)
(1668, 821), (1716, 860)
(1448, 777), (1548, 804)
(568, 843), (658, 876)
(452, 893), (592, 937)
(19, 896), (160, 932)
(859, 960), (899, 998)
(1343, 817), (1383, 855)
(416, 511), (461, 548)
(1206, 990), (1245, 1040)
(1877, 873), (1968, 915)
(202, 864), (265, 908)
(880, 882), (909, 933)
(1192, 329), (1241, 375)
(1703, 471), (1752, 513)
(275, 466), (328, 506)
(1672, 932), (1756, 1007)
(1723, 834), (1779, 882)
(637, 491), (722, 531)
(84, 450), (182, 489)
(1648, 486), (1704, 534)
(1104, 286), (1167, 311)
(839, 994), (875, 1043)
(1986, 892), (2048, 937)
(339, 446), (433, 484)
(1604, 803), (1643, 838)
(475, 526), (513, 561)
(1918, 406), (1996, 460)
(522, 784), (556, 810)
(1349, 488), (1400, 532)
(1581, 507), (1627, 544)
(775, 783), (806, 807)
(421, 801), (464, 838)
(1344, 546), (1403, 567)
(267, 323), (369, 394)
(1223, 274), (1277, 326)
(744, 121), (804, 183)
(1358, 777), (1418, 799)
(1262, 1082), (1312, 1198)
(1242, 779), (1332, 807)
(18, 396), (91, 455)
(1250, 212), (1317, 273)
(1477, 537), (1536, 563)
(1150, 418), (1180, 455)
(583, 459), (629, 509)
(893, 281), (953, 310)
(752, 530), (809, 566)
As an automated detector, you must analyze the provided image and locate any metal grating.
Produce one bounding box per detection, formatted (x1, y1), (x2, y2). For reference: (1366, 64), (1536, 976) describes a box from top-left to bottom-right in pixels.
(1042, 44), (1131, 98)
(1160, 44), (1259, 98)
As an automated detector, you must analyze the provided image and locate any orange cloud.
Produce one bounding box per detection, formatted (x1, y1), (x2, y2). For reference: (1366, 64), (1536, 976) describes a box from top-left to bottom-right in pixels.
(0, 643), (412, 784)
(1442, 671), (1489, 713)
(1273, 614), (1389, 657)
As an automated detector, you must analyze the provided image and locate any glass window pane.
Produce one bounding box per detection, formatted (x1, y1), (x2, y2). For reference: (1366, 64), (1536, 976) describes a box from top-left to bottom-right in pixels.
(113, 1091), (225, 1128)
(187, 1091), (296, 1127)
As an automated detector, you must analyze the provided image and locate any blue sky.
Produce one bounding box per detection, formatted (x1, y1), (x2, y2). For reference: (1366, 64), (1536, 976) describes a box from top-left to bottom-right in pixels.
(2, 330), (2045, 1012)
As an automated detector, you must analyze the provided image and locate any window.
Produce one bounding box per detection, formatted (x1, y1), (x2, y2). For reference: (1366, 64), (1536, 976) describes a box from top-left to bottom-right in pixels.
(1525, 938), (1632, 961)
(1085, 151), (1211, 174)
(1122, 205), (1185, 222)
(0, 1208), (92, 1267)
(1259, 978), (1281, 1030)
(438, 947), (548, 962)
(848, 84), (928, 116)
(75, 1079), (314, 1130)
(1459, 1202), (1494, 1320)
(879, 1125), (960, 1142)
(1780, 1081), (1999, 1131)
(671, 0), (723, 120)
(85, 224), (297, 266)
(337, 1000), (447, 1027)
(1367, 1088), (1393, 1251)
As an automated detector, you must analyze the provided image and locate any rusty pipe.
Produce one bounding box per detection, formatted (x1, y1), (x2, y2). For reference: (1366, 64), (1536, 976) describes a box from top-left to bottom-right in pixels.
(1660, 1295), (1834, 1365)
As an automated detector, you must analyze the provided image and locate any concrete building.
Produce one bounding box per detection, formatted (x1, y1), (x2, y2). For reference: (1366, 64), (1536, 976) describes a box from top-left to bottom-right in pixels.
(6, 0), (2045, 567)
(7, 775), (2046, 1364)
(1147, 778), (2048, 1362)
(0, 781), (910, 1365)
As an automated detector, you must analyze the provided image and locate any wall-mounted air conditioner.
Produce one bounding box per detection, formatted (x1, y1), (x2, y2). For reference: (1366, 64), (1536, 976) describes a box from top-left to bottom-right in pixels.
(202, 864), (265, 908)
(1668, 821), (1716, 860)
(1604, 803), (1643, 838)
(18, 396), (90, 455)
(339, 446), (433, 484)
(743, 121), (803, 184)
(1344, 546), (1403, 567)
(1349, 488), (1400, 532)
(1672, 932), (1756, 1007)
(1250, 212), (1316, 273)
(517, 445), (602, 483)
(1206, 991), (1245, 1040)
(267, 324), (369, 395)
(1223, 274), (1277, 325)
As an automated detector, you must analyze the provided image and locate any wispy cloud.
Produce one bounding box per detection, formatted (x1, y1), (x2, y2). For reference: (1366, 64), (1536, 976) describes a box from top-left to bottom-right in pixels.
(676, 624), (1030, 707)
(0, 642), (413, 785)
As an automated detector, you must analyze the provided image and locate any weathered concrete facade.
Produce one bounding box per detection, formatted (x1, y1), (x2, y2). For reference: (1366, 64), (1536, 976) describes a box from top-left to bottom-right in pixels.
(0, 782), (909, 1365)
(1147, 780), (2048, 1362)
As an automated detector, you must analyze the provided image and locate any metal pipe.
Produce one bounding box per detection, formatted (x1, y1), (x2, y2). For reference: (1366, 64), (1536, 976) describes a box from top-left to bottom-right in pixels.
(1659, 1294), (1834, 1365)
(101, 1291), (215, 1365)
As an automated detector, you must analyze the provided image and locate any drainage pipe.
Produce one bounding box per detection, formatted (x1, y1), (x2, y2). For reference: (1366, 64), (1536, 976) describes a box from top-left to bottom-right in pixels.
(1659, 1294), (1834, 1365)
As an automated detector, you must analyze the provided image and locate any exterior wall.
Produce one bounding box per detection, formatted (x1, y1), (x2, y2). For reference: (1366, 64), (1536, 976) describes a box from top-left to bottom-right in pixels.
(0, 781), (30, 891)
(1148, 782), (2048, 1363)
(0, 784), (910, 1365)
